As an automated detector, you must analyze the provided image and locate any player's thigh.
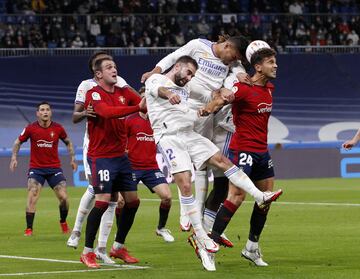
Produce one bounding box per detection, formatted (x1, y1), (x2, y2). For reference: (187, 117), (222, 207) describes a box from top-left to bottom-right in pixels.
(157, 135), (192, 174)
(194, 113), (214, 140)
(113, 155), (137, 193)
(27, 177), (42, 199)
(211, 128), (233, 178)
(141, 169), (169, 196)
(53, 180), (68, 201)
(152, 183), (172, 200)
(251, 151), (275, 183)
(228, 149), (255, 178)
(186, 131), (219, 171)
(88, 157), (120, 195)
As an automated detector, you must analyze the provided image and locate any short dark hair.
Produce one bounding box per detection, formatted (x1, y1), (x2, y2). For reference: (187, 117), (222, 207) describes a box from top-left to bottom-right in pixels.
(93, 57), (114, 73)
(88, 51), (112, 74)
(227, 35), (250, 59)
(250, 48), (276, 66)
(175, 55), (198, 69)
(37, 101), (51, 110)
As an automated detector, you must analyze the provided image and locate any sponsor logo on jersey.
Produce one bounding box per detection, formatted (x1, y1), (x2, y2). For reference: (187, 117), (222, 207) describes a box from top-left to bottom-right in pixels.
(136, 132), (154, 142)
(36, 140), (53, 148)
(198, 57), (227, 77)
(168, 88), (189, 101)
(92, 92), (101, 100)
(257, 102), (272, 113)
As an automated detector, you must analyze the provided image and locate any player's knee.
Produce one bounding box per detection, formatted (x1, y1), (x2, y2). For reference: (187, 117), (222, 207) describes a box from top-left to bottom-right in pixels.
(161, 195), (172, 206)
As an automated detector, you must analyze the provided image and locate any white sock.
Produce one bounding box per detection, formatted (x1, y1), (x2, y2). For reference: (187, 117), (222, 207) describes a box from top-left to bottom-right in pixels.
(83, 247), (93, 254)
(224, 166), (263, 203)
(97, 201), (116, 248)
(180, 195), (207, 238)
(177, 187), (187, 217)
(245, 239), (259, 251)
(203, 208), (216, 233)
(194, 170), (209, 214)
(73, 185), (95, 232)
(112, 241), (124, 250)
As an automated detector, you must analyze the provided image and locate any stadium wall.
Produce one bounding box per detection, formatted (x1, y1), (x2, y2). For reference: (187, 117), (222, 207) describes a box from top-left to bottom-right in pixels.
(1, 146), (359, 188)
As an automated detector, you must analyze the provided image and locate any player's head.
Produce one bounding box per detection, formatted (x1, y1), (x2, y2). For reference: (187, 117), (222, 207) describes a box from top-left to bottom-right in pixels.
(172, 55), (198, 87)
(93, 57), (117, 85)
(88, 51), (113, 75)
(217, 35), (249, 65)
(36, 101), (52, 121)
(251, 48), (277, 79)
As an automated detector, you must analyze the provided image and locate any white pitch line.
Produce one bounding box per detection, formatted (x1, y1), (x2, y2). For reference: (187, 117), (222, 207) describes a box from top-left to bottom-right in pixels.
(0, 255), (149, 275)
(142, 198), (360, 207)
(0, 268), (146, 277)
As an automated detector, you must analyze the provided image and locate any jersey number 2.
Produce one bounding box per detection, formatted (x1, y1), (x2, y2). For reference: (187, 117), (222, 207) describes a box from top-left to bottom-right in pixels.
(239, 153), (253, 166)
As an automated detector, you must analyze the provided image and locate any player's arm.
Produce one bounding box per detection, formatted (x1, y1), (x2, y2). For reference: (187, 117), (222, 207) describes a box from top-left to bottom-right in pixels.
(72, 102), (96, 124)
(158, 86), (181, 105)
(199, 88), (233, 116)
(141, 39), (197, 83)
(9, 138), (23, 172)
(342, 128), (360, 150)
(61, 137), (77, 171)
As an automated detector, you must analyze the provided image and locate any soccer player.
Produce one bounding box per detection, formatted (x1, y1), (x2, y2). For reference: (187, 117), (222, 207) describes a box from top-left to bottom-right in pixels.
(145, 55), (282, 271)
(203, 48), (280, 266)
(142, 35), (249, 232)
(79, 57), (146, 268)
(125, 98), (174, 242)
(342, 128), (360, 149)
(9, 101), (77, 236)
(67, 51), (135, 264)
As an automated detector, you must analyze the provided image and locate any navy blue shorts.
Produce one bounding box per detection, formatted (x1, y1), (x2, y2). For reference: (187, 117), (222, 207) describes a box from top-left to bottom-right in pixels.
(228, 150), (274, 181)
(88, 155), (134, 194)
(130, 169), (167, 193)
(28, 168), (66, 188)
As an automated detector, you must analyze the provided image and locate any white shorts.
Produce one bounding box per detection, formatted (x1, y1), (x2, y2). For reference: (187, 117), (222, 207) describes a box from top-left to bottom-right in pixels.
(194, 114), (214, 140)
(82, 139), (91, 180)
(157, 130), (219, 174)
(211, 126), (233, 178)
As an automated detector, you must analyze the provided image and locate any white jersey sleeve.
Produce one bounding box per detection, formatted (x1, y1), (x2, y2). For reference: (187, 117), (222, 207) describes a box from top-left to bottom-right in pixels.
(156, 39), (198, 72)
(116, 76), (128, 88)
(230, 63), (246, 76)
(75, 79), (97, 104)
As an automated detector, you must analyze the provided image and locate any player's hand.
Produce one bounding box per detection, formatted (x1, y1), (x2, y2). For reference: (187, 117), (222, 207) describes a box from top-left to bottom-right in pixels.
(70, 160), (78, 172)
(85, 104), (97, 118)
(221, 88), (235, 103)
(198, 107), (210, 117)
(141, 71), (153, 83)
(342, 139), (358, 150)
(9, 158), (17, 172)
(168, 93), (181, 105)
(237, 72), (252, 86)
(139, 97), (147, 112)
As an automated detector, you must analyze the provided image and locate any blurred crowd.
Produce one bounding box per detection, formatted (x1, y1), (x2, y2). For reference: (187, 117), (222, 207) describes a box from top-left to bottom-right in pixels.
(1, 0), (360, 49)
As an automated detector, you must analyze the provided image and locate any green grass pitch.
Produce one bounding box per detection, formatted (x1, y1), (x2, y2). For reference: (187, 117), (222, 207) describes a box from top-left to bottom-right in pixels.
(0, 178), (360, 279)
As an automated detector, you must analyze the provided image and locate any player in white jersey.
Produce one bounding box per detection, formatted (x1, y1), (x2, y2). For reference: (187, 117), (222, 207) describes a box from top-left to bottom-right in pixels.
(142, 35), (250, 232)
(203, 70), (239, 247)
(145, 55), (282, 271)
(67, 52), (131, 263)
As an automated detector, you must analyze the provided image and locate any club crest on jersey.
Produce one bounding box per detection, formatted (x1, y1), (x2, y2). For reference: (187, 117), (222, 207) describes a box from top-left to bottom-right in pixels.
(119, 96), (126, 104)
(232, 86), (238, 93)
(92, 92), (101, 100)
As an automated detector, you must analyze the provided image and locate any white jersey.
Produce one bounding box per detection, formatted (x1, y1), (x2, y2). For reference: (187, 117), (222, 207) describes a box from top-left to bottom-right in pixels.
(74, 76), (128, 148)
(214, 69), (244, 133)
(157, 39), (237, 109)
(145, 74), (198, 143)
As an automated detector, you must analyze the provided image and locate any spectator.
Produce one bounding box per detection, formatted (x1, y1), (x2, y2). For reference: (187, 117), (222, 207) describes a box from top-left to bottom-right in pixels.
(89, 19), (101, 37)
(71, 35), (84, 48)
(347, 30), (359, 45)
(289, 0), (303, 15)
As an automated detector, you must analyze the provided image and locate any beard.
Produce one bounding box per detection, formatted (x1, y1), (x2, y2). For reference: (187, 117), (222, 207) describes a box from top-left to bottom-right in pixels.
(174, 72), (186, 87)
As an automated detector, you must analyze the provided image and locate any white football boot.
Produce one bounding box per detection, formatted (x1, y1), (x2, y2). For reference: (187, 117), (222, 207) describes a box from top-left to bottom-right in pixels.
(156, 228), (175, 242)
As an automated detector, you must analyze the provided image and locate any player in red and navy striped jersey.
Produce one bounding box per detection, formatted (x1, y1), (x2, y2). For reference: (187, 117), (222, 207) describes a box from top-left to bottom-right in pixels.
(125, 103), (174, 243)
(203, 48), (281, 266)
(9, 101), (77, 236)
(80, 57), (147, 268)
